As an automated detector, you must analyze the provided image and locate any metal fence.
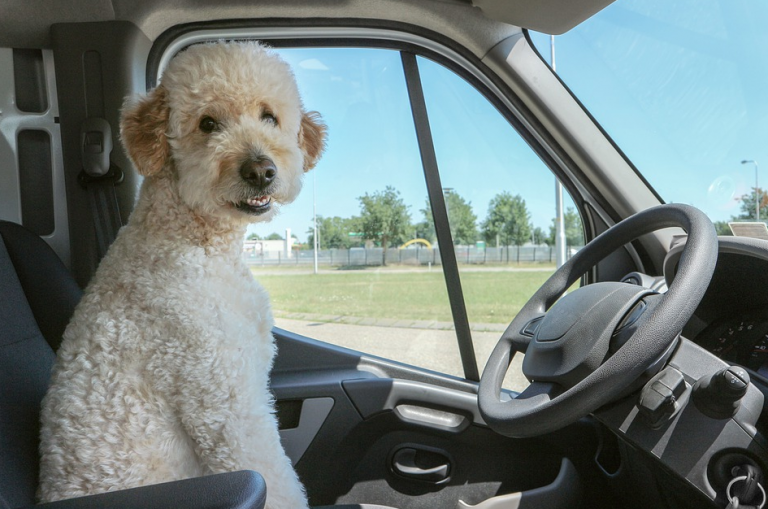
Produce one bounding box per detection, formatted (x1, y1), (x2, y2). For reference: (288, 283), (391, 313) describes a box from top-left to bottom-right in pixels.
(243, 245), (582, 267)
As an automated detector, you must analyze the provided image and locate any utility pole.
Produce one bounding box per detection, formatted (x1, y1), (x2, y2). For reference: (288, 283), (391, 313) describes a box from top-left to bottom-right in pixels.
(552, 35), (567, 267)
(313, 168), (318, 274)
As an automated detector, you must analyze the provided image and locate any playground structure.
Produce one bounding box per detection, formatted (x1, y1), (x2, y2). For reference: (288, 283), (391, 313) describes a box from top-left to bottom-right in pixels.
(399, 238), (433, 250)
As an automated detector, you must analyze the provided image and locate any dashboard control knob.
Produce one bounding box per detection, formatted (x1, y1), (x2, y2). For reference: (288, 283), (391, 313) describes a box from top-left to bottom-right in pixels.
(692, 366), (750, 419)
(722, 366), (749, 393)
(638, 367), (687, 428)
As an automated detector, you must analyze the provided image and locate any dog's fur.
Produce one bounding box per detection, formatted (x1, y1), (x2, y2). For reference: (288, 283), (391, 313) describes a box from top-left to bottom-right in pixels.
(38, 42), (326, 509)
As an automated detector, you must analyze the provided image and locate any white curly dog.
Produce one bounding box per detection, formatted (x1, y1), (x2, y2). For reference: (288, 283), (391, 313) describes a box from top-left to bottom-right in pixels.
(38, 41), (326, 509)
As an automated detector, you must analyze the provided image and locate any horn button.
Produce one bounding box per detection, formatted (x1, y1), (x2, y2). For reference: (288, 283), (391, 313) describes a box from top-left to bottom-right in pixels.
(522, 282), (656, 388)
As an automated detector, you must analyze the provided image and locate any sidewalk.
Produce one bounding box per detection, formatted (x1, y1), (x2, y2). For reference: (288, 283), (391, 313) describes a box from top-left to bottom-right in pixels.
(273, 311), (509, 333)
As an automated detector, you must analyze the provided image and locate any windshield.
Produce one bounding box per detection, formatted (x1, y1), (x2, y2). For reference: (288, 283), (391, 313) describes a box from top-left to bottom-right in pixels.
(530, 0), (768, 233)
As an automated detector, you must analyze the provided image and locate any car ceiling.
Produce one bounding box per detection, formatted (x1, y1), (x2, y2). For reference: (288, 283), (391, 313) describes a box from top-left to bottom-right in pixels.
(3, 0), (614, 49)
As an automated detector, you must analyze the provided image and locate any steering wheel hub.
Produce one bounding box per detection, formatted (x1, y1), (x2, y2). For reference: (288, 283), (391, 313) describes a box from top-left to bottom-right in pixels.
(524, 282), (656, 388)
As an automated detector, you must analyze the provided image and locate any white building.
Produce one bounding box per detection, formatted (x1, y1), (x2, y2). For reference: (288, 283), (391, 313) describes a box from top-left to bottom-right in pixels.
(243, 228), (294, 260)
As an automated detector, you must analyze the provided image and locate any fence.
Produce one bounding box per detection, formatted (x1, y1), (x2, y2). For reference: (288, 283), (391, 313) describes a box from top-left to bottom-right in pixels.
(243, 245), (582, 267)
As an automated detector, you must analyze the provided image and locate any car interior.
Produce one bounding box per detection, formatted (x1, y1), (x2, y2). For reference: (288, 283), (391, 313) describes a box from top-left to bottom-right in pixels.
(2, 1), (768, 509)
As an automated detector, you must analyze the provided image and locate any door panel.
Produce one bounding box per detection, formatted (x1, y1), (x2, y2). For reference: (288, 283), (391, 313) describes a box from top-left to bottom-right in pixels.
(272, 329), (607, 508)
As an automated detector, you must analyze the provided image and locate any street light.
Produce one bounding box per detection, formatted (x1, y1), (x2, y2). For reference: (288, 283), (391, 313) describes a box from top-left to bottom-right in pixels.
(312, 168), (318, 274)
(551, 35), (566, 267)
(742, 159), (760, 221)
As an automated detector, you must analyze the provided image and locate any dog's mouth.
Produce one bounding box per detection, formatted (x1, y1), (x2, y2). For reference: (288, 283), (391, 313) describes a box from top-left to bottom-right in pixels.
(234, 196), (272, 215)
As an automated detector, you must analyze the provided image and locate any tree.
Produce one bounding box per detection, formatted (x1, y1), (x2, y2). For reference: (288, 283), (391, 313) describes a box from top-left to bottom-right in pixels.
(266, 232), (283, 241)
(481, 192), (532, 247)
(246, 232), (261, 241)
(733, 187), (768, 221)
(419, 190), (478, 245)
(306, 215), (362, 249)
(532, 226), (547, 245)
(720, 187), (768, 235)
(412, 219), (436, 244)
(358, 186), (411, 265)
(713, 221), (733, 236)
(548, 207), (584, 247)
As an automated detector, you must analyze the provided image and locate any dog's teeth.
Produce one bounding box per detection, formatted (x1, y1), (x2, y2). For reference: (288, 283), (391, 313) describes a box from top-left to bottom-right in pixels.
(246, 197), (270, 207)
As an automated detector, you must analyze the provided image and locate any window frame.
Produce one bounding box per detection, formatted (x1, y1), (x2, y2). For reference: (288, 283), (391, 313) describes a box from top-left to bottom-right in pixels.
(147, 20), (598, 381)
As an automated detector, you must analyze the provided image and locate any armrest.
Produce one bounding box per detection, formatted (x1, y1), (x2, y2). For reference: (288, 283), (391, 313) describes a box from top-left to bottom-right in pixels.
(32, 471), (266, 509)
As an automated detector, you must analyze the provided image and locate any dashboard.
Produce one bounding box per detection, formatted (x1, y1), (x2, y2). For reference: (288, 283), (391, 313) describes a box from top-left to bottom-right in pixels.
(697, 311), (768, 377)
(594, 235), (768, 506)
(628, 236), (768, 382)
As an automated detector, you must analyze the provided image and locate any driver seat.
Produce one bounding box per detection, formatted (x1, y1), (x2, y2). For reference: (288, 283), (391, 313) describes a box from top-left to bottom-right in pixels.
(0, 220), (394, 509)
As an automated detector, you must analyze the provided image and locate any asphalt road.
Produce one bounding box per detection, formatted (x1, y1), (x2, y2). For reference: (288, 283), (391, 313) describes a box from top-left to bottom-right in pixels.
(277, 318), (530, 393)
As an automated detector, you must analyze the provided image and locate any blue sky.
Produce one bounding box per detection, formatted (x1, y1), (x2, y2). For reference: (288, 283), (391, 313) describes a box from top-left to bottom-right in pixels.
(250, 0), (768, 242)
(531, 0), (768, 223)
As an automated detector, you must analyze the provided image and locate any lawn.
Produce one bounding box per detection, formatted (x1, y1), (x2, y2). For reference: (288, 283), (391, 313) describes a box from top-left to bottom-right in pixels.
(252, 268), (555, 324)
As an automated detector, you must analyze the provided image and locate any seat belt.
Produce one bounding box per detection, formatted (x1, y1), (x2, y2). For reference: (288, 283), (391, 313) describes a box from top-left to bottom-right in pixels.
(77, 117), (123, 260)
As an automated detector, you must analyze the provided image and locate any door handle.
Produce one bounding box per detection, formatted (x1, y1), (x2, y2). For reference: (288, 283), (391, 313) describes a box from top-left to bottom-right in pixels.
(391, 446), (451, 483)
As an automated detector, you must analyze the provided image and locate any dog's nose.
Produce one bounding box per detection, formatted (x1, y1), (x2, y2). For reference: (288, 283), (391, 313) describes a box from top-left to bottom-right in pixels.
(239, 156), (277, 189)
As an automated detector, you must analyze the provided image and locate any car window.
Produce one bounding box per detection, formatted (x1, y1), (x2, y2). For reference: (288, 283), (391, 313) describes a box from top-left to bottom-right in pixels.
(416, 55), (583, 389)
(247, 47), (467, 378)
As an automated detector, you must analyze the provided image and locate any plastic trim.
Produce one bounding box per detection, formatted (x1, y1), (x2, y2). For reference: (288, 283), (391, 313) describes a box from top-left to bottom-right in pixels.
(34, 470), (267, 509)
(0, 48), (69, 267)
(278, 397), (334, 465)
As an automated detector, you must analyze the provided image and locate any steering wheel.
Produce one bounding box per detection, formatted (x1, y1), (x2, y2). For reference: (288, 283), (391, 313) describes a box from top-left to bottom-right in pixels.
(478, 204), (718, 438)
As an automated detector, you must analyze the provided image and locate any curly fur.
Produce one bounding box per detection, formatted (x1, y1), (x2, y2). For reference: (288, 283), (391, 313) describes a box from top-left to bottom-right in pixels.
(38, 41), (326, 509)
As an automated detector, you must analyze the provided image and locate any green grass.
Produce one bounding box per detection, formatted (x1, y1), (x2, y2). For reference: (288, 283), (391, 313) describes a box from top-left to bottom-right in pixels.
(253, 268), (555, 324)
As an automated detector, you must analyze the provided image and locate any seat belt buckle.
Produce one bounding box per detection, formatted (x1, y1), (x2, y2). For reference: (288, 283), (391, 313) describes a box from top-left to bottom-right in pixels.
(78, 117), (124, 188)
(80, 117), (112, 177)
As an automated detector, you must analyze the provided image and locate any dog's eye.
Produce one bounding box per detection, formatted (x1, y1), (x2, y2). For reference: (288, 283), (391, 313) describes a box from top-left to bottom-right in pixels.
(261, 112), (278, 126)
(199, 116), (219, 134)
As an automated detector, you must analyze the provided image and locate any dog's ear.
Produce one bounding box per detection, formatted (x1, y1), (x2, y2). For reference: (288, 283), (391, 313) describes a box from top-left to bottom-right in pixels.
(298, 111), (327, 172)
(120, 86), (170, 177)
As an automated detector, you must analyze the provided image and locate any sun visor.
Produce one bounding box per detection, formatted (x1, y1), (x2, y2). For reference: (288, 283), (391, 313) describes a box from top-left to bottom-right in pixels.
(471, 0), (615, 35)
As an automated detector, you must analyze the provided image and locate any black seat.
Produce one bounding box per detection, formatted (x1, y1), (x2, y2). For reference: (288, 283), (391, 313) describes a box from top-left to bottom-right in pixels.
(0, 221), (81, 508)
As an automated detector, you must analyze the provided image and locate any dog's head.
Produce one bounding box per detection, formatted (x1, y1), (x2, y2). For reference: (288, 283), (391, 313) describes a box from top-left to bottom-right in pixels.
(120, 41), (326, 224)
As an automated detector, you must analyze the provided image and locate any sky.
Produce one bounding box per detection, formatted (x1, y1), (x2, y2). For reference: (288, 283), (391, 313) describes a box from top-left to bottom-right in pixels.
(249, 0), (768, 242)
(530, 0), (768, 224)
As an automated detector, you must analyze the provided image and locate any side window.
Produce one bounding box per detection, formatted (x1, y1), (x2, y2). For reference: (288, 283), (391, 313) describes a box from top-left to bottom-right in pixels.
(249, 47), (465, 378)
(245, 46), (584, 387)
(416, 56), (584, 389)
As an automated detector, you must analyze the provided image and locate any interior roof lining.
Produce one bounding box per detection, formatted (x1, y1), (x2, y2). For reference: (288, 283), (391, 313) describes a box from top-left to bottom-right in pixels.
(0, 0), (611, 48)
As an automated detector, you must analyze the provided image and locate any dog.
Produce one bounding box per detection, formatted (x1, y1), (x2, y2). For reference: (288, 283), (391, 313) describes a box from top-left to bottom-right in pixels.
(38, 41), (326, 509)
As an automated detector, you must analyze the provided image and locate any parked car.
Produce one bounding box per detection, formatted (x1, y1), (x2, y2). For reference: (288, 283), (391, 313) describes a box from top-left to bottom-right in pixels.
(2, 1), (767, 508)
